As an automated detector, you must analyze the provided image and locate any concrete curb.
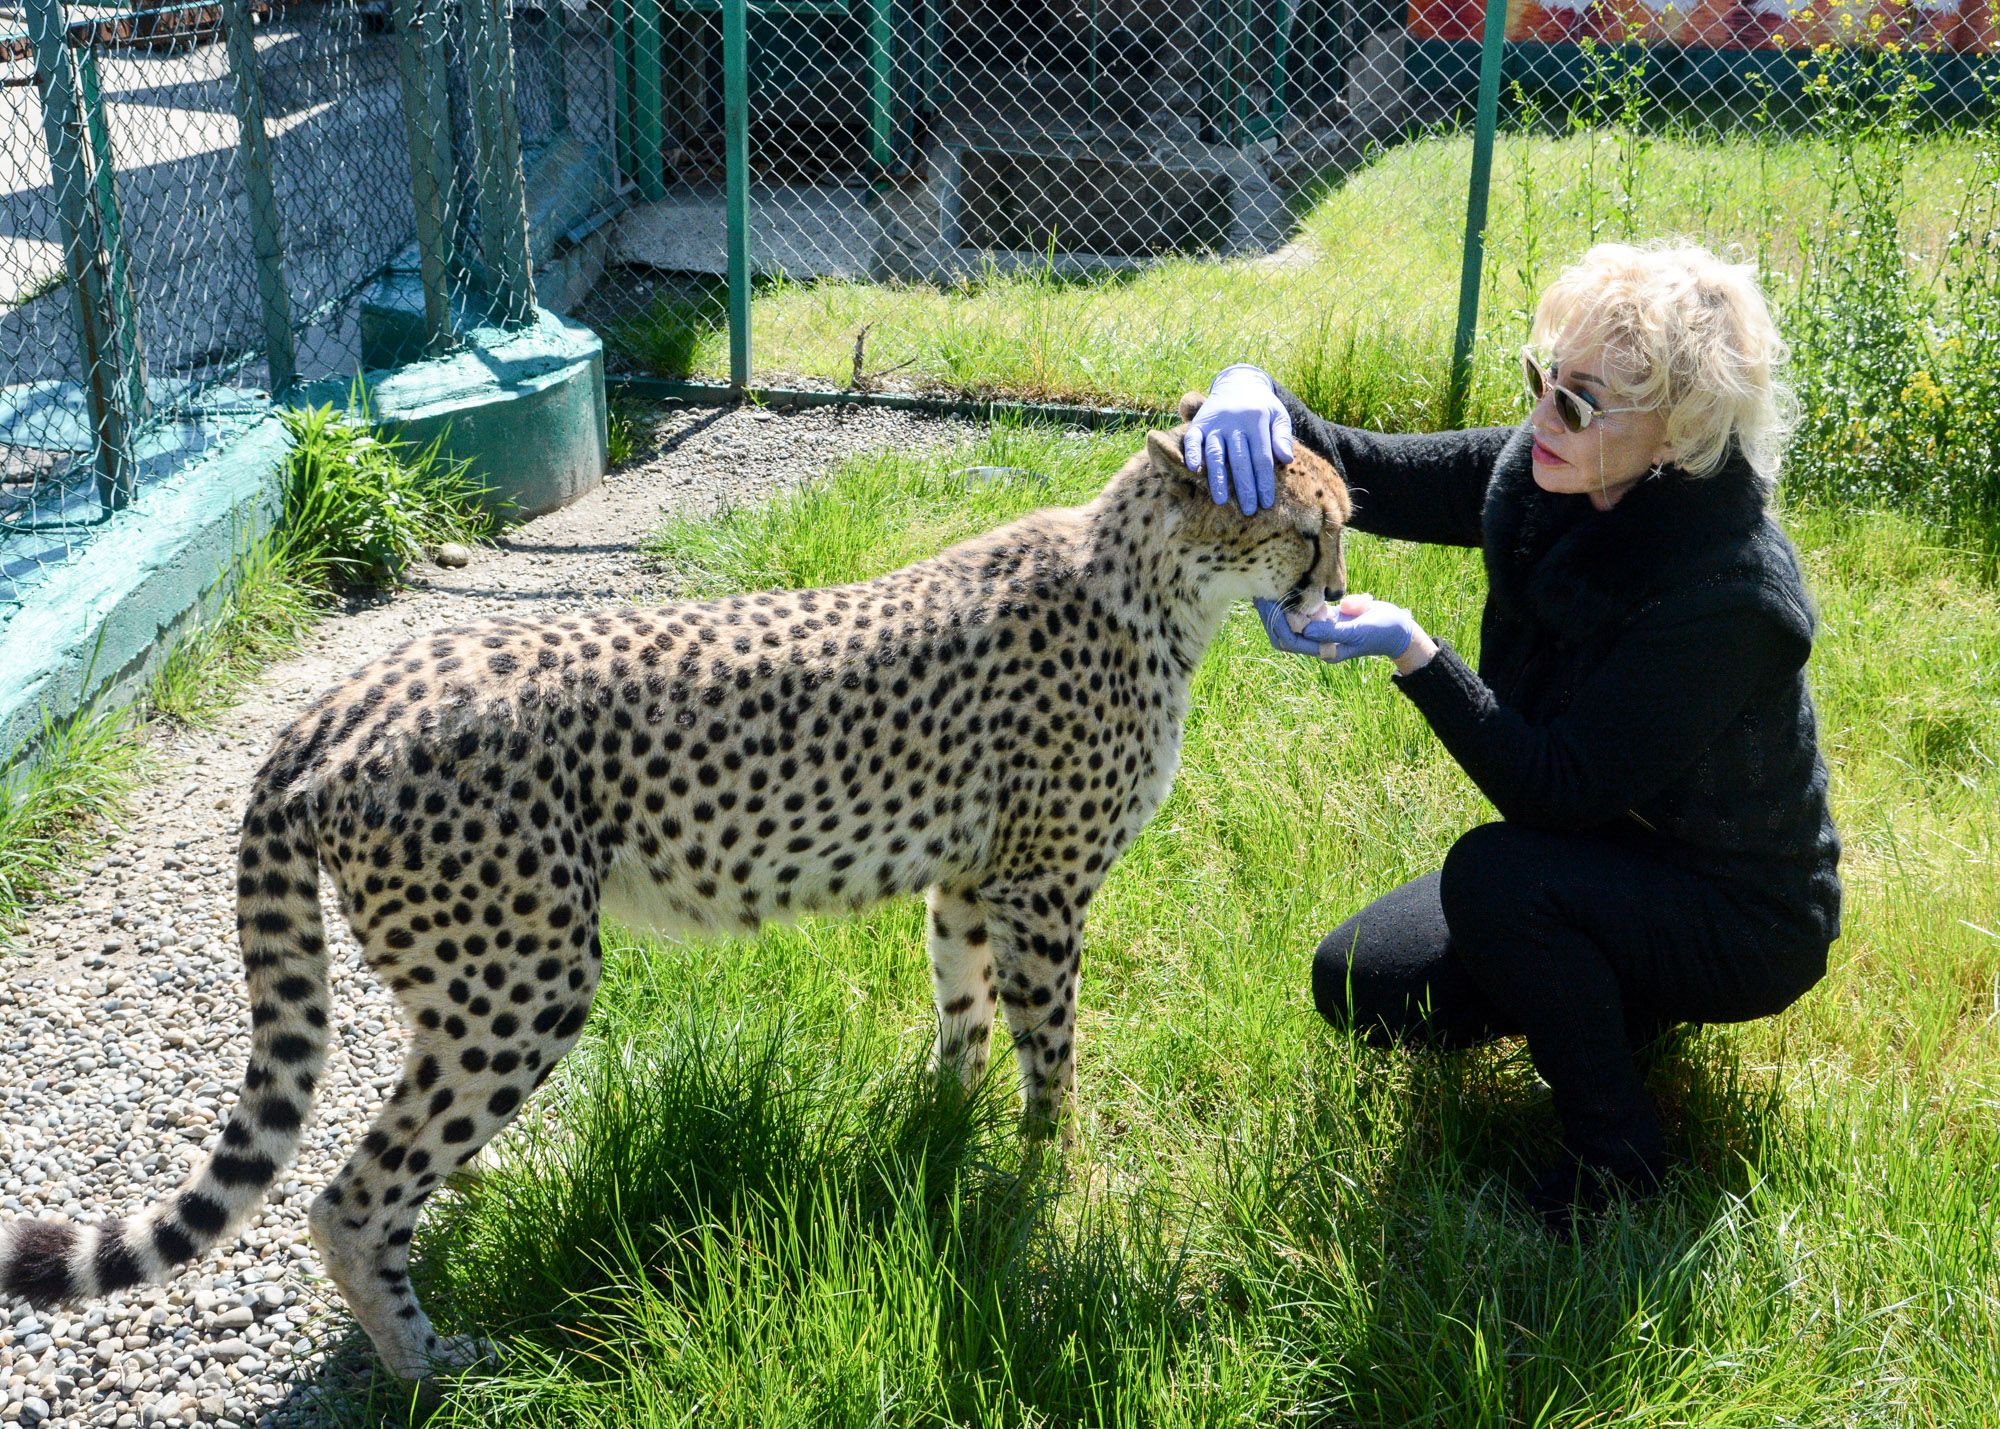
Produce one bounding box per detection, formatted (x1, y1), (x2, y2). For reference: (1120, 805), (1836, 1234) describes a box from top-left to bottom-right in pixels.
(359, 309), (609, 521)
(1, 307), (607, 767)
(0, 412), (291, 765)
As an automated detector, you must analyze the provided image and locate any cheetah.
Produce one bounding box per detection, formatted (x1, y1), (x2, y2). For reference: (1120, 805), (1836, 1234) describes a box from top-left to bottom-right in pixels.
(0, 409), (1350, 1380)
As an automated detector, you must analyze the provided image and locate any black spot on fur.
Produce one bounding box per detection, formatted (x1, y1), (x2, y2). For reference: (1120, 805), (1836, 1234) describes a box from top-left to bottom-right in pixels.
(92, 1223), (142, 1294)
(151, 1220), (195, 1266)
(177, 1192), (228, 1236)
(211, 1153), (279, 1188)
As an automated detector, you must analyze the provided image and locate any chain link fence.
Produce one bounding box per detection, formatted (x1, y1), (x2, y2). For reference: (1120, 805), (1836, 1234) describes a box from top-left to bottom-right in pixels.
(0, 0), (542, 601)
(561, 0), (1996, 455)
(7, 0), (1998, 594)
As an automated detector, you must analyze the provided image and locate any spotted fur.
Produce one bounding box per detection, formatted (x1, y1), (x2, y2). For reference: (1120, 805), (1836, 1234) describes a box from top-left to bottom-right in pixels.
(0, 414), (1350, 1379)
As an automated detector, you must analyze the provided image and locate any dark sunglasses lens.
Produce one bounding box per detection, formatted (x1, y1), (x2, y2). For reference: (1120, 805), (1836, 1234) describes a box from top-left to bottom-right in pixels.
(1556, 388), (1586, 431)
(1525, 355), (1586, 432)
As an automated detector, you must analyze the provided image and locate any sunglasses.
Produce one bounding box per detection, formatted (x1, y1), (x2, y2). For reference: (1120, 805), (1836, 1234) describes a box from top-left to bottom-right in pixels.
(1521, 347), (1648, 433)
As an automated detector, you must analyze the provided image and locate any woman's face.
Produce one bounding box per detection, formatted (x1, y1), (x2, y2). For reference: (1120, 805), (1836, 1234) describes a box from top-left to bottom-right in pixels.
(1529, 331), (1673, 511)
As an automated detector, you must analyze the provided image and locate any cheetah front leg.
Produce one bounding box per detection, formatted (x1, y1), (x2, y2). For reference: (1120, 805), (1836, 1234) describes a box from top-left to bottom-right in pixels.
(980, 879), (1092, 1141)
(926, 885), (997, 1093)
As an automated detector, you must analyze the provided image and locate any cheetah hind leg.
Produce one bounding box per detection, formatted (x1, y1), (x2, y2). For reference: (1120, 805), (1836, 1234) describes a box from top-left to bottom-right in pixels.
(308, 966), (600, 1380)
(926, 885), (998, 1097)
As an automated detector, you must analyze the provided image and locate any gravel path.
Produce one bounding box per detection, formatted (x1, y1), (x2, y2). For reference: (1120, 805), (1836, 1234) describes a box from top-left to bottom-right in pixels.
(0, 405), (978, 1428)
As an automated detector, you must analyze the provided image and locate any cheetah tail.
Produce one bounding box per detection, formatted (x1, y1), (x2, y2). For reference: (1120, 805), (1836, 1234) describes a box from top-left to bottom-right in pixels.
(0, 787), (329, 1308)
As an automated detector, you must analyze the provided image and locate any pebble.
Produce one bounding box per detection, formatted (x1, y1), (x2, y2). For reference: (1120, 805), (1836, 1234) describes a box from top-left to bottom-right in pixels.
(0, 405), (973, 1426)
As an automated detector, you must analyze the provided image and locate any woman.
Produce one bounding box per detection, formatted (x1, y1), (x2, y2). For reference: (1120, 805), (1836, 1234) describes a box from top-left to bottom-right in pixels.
(1184, 241), (1840, 1226)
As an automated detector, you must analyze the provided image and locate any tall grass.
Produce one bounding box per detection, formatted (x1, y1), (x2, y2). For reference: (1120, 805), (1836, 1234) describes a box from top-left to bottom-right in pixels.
(323, 424), (2000, 1426)
(0, 703), (148, 932)
(276, 402), (498, 590)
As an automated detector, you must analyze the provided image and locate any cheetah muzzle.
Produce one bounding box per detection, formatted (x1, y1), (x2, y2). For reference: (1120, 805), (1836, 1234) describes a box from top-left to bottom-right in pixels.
(0, 412), (1351, 1380)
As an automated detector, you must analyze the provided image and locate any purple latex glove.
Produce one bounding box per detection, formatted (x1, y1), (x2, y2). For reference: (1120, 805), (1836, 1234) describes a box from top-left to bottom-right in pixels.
(1181, 364), (1294, 515)
(1300, 595), (1418, 663)
(1253, 596), (1324, 657)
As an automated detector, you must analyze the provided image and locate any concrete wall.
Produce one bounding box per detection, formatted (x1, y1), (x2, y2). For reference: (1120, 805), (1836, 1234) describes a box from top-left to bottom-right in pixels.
(0, 308), (607, 769)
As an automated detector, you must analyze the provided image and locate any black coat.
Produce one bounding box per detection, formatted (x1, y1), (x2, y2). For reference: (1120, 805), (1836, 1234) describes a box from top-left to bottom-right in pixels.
(1275, 386), (1842, 947)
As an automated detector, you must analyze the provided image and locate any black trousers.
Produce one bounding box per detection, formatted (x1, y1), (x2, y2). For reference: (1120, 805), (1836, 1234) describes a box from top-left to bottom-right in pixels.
(1312, 822), (1828, 1174)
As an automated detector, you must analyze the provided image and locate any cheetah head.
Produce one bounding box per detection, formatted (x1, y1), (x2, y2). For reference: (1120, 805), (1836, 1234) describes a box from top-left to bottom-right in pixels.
(1135, 392), (1352, 630)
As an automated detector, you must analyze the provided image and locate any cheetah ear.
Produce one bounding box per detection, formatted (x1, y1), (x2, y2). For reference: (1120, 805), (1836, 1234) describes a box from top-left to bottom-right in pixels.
(1145, 427), (1202, 488)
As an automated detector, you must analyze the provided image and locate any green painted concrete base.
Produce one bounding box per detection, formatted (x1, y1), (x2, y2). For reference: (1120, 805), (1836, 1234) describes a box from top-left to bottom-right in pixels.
(322, 307), (608, 521)
(2, 305), (607, 769)
(0, 412), (289, 766)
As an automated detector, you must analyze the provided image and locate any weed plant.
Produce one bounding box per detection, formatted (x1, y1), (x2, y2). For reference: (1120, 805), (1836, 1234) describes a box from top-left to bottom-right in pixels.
(0, 704), (147, 932)
(277, 401), (497, 591)
(319, 424), (2000, 1427)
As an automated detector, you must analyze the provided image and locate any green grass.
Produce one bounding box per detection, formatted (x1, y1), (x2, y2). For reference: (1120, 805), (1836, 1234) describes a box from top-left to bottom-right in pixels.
(607, 124), (1991, 418)
(276, 402), (499, 590)
(321, 424), (2000, 1426)
(610, 102), (2000, 559)
(145, 531), (321, 727)
(0, 702), (148, 933)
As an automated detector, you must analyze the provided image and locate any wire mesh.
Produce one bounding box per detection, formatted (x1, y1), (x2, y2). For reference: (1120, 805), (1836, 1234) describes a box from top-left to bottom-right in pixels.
(562, 0), (1997, 435)
(7, 0), (1998, 584)
(564, 0), (1514, 398)
(0, 0), (445, 598)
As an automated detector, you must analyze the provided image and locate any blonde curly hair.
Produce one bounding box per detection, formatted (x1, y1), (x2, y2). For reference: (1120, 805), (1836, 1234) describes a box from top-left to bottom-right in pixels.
(1529, 240), (1798, 496)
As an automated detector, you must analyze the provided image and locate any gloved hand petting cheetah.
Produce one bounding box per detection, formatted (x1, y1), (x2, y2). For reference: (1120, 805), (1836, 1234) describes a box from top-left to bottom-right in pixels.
(0, 408), (1350, 1382)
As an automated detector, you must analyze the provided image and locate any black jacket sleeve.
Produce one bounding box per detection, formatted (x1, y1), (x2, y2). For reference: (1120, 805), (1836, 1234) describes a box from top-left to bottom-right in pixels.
(1272, 381), (1508, 548)
(1390, 609), (1797, 830)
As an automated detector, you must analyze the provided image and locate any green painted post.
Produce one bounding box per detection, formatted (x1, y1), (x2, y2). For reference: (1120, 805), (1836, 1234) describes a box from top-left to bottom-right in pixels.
(611, 0), (635, 184)
(1233, 0), (1250, 143)
(1269, 0), (1292, 136)
(464, 0), (536, 326)
(633, 0), (664, 199)
(1446, 0), (1510, 429)
(868, 0), (893, 173)
(419, 0), (459, 271)
(723, 0), (750, 391)
(74, 46), (148, 447)
(391, 0), (455, 350)
(924, 0), (944, 110)
(217, 0), (296, 394)
(25, 0), (128, 509)
(1087, 0), (1101, 134)
(486, 0), (537, 321)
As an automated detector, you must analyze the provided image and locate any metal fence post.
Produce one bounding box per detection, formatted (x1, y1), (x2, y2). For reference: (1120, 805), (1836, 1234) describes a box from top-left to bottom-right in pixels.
(632, 0), (664, 199)
(219, 0), (297, 394)
(465, 0), (537, 325)
(867, 0), (893, 174)
(611, 0), (635, 184)
(392, 0), (458, 350)
(1446, 0), (1509, 429)
(74, 47), (149, 448)
(723, 0), (750, 392)
(25, 0), (132, 510)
